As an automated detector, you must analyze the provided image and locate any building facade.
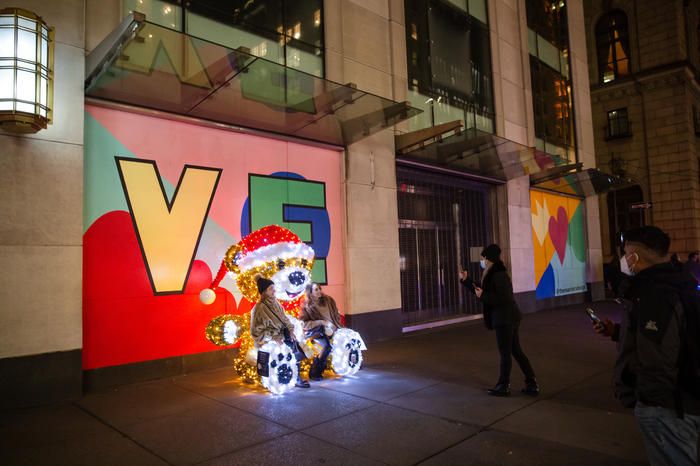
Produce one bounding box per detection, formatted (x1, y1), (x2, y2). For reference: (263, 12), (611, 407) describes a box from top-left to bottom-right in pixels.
(584, 0), (700, 260)
(1, 0), (605, 407)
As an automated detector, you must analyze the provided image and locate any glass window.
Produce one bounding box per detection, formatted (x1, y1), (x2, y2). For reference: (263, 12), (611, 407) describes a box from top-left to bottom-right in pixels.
(187, 0), (283, 36)
(186, 12), (284, 64)
(468, 0), (488, 24)
(123, 0), (324, 77)
(595, 10), (630, 84)
(124, 0), (182, 30)
(606, 108), (630, 139)
(526, 0), (569, 51)
(429, 2), (471, 97)
(284, 1), (323, 48)
(537, 37), (561, 73)
(285, 39), (323, 77)
(530, 59), (575, 158)
(527, 0), (575, 160)
(405, 0), (494, 132)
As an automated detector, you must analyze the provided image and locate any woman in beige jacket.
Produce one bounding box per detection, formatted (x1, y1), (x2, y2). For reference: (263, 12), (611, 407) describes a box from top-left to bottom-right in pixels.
(250, 277), (310, 388)
(300, 282), (344, 380)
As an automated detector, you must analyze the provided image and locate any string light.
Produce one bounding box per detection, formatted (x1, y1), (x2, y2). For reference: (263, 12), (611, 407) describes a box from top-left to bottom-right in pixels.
(200, 224), (367, 392)
(205, 314), (244, 346)
(329, 329), (367, 376)
(258, 340), (298, 395)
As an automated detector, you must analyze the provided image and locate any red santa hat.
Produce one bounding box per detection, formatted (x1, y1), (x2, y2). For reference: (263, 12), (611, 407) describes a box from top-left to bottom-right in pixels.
(200, 225), (314, 305)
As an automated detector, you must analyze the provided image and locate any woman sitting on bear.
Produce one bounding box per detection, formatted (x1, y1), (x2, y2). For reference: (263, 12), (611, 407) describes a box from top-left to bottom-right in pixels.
(250, 276), (310, 388)
(300, 282), (344, 380)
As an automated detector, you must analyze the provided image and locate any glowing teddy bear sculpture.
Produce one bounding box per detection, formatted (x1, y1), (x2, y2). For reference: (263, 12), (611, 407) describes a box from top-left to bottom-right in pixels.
(200, 225), (366, 394)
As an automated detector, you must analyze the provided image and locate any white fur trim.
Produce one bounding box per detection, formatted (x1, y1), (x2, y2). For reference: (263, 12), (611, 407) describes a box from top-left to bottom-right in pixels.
(236, 241), (314, 271)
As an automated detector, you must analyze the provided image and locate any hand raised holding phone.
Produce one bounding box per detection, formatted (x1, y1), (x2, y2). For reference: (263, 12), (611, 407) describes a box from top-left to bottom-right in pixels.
(586, 308), (615, 337)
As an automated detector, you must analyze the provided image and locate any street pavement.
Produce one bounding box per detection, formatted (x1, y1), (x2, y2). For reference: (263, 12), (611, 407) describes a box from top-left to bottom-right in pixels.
(0, 302), (648, 465)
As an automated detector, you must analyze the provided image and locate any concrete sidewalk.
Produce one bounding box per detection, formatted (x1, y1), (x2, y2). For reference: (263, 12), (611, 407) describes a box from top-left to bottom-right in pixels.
(0, 303), (647, 465)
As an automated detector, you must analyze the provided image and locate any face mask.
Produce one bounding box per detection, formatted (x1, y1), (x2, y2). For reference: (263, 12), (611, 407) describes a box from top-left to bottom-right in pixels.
(480, 259), (487, 270)
(620, 253), (637, 276)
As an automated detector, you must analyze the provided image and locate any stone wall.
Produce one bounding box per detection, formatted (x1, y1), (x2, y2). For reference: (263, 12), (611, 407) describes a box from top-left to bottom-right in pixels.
(0, 0), (86, 405)
(585, 0), (700, 258)
(324, 0), (404, 338)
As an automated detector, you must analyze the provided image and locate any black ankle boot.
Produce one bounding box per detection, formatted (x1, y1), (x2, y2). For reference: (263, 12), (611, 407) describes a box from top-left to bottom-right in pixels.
(521, 379), (539, 396)
(295, 362), (310, 388)
(487, 383), (511, 397)
(309, 359), (324, 381)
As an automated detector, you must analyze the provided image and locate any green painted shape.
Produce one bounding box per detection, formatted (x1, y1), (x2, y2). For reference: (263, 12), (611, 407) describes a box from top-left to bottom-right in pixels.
(249, 175), (325, 241)
(84, 111), (178, 232)
(569, 202), (586, 263)
(83, 112), (132, 231)
(249, 175), (327, 283)
(312, 259), (327, 283)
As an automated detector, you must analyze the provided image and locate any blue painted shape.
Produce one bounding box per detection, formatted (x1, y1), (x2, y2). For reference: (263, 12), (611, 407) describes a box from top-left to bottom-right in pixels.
(536, 263), (556, 299)
(284, 205), (330, 257)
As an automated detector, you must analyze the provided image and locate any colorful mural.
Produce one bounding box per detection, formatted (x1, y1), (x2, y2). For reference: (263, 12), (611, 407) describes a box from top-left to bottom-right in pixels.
(83, 105), (344, 370)
(531, 190), (587, 299)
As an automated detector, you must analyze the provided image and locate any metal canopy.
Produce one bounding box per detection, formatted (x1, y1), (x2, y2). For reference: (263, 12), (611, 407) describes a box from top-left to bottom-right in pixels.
(85, 13), (422, 147)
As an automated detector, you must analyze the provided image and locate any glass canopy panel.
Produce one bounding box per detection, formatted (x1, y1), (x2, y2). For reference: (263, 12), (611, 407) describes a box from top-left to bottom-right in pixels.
(85, 18), (420, 146)
(397, 128), (570, 181)
(533, 168), (635, 197)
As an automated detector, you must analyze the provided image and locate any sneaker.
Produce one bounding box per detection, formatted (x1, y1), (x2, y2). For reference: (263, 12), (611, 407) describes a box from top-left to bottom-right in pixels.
(487, 383), (511, 397)
(295, 379), (310, 388)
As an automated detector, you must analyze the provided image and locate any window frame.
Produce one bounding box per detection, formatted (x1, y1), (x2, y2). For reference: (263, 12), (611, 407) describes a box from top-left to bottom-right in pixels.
(595, 10), (630, 84)
(605, 107), (631, 140)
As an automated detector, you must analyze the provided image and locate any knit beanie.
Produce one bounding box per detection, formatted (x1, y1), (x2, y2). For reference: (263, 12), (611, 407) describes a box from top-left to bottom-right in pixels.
(256, 276), (275, 295)
(481, 244), (502, 262)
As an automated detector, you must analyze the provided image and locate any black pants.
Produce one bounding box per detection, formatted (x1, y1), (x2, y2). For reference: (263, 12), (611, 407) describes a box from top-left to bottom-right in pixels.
(494, 323), (535, 385)
(307, 327), (332, 377)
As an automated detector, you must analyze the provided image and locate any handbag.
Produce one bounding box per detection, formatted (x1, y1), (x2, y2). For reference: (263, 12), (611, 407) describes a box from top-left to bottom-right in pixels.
(256, 349), (270, 377)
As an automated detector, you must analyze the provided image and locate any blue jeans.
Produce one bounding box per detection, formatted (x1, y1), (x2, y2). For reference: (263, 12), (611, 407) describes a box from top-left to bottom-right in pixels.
(634, 401), (700, 466)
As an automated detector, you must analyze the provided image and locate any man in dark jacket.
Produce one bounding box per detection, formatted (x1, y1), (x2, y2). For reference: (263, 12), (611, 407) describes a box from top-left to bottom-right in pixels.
(594, 226), (700, 466)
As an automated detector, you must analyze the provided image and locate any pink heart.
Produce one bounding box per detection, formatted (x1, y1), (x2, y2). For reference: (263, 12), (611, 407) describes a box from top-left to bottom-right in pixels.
(548, 207), (569, 264)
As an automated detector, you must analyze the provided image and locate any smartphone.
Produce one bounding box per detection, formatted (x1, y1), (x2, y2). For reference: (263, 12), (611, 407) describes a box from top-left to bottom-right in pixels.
(585, 307), (601, 324)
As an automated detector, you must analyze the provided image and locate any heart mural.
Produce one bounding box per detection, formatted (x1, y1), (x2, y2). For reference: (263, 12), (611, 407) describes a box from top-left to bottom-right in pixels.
(548, 206), (569, 265)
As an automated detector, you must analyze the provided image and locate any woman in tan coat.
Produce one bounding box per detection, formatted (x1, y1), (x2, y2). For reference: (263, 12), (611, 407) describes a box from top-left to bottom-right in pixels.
(250, 277), (310, 388)
(300, 282), (343, 380)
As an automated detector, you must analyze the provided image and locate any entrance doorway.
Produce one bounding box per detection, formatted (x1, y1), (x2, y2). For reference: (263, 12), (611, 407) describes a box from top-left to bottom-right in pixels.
(397, 166), (493, 326)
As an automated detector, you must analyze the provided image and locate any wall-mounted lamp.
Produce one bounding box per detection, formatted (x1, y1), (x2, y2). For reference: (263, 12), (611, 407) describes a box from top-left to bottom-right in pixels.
(0, 8), (54, 133)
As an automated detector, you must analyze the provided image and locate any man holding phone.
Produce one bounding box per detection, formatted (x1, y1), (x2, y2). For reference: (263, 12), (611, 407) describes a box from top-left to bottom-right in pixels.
(592, 226), (700, 466)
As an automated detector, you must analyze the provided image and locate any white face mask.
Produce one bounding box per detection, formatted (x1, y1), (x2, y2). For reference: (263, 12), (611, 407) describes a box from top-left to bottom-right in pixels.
(620, 253), (637, 276)
(480, 259), (487, 270)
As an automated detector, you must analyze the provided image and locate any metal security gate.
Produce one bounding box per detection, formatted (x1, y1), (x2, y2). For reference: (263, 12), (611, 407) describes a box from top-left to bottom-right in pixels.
(397, 166), (493, 326)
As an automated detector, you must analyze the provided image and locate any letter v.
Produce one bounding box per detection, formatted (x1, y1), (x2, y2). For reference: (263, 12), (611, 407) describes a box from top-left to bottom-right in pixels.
(116, 157), (221, 294)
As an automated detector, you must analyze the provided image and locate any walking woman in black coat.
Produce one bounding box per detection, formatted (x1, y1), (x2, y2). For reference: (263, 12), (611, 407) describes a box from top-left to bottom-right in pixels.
(460, 244), (539, 397)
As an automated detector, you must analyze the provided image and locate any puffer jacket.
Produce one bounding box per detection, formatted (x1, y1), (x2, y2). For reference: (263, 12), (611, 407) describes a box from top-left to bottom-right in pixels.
(462, 261), (521, 329)
(614, 262), (700, 415)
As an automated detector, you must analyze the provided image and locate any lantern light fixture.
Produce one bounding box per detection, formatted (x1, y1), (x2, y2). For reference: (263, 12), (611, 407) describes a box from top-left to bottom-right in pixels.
(0, 8), (54, 133)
